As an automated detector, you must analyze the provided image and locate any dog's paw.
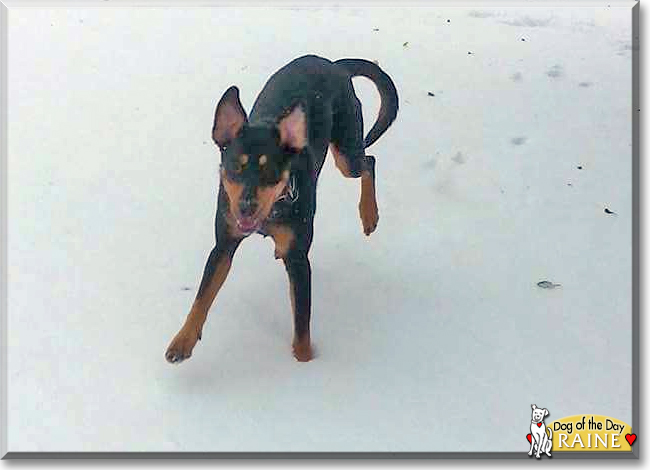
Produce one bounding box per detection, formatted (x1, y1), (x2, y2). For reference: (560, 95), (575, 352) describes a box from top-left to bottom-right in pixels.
(359, 197), (379, 236)
(292, 339), (314, 362)
(165, 327), (201, 364)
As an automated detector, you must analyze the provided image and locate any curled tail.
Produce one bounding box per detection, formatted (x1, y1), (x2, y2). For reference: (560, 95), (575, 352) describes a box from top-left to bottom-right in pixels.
(334, 58), (399, 148)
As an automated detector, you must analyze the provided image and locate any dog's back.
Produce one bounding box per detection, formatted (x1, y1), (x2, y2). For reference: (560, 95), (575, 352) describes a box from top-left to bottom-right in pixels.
(250, 55), (347, 124)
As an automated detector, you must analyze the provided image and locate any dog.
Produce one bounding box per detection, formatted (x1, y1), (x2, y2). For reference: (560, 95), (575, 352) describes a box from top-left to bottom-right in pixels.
(165, 55), (398, 363)
(528, 404), (553, 458)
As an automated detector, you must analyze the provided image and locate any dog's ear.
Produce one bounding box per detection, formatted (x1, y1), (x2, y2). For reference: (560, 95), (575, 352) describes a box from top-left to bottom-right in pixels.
(544, 409), (549, 417)
(531, 404), (537, 410)
(277, 103), (307, 152)
(212, 86), (248, 148)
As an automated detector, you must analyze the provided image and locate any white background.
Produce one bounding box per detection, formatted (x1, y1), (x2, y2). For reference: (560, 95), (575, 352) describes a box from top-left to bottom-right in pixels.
(3, 0), (640, 464)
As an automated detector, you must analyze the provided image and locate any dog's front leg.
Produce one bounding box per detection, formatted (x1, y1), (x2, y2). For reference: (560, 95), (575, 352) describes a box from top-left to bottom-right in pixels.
(284, 250), (313, 362)
(535, 435), (543, 459)
(165, 238), (240, 363)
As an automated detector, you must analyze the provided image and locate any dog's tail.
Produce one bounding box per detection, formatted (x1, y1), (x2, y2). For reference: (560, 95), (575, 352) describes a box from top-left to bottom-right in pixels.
(334, 58), (399, 148)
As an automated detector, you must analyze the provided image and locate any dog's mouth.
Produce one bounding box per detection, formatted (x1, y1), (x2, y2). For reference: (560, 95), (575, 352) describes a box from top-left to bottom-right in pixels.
(224, 172), (290, 236)
(235, 215), (262, 234)
(233, 192), (284, 235)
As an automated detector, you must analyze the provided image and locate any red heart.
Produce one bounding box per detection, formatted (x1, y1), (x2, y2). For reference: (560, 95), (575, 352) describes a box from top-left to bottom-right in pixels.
(625, 434), (637, 446)
(526, 434), (532, 443)
(537, 423), (542, 427)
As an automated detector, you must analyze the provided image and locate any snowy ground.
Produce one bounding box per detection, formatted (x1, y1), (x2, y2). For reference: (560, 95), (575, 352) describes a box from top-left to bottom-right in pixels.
(7, 4), (634, 453)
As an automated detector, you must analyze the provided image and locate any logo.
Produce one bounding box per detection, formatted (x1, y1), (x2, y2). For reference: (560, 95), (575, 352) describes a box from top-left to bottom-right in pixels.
(524, 409), (636, 455)
(548, 415), (635, 452)
(527, 404), (553, 459)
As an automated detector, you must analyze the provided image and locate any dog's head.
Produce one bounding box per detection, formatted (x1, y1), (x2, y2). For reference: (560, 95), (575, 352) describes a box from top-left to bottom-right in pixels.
(212, 86), (307, 235)
(531, 404), (549, 424)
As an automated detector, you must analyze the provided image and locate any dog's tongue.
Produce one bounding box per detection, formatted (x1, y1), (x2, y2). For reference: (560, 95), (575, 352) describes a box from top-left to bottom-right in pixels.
(237, 216), (258, 232)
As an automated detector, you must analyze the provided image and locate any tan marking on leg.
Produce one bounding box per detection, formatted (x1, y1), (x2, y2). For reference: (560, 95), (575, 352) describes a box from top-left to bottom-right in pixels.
(330, 144), (353, 178)
(259, 154), (267, 166)
(359, 170), (379, 236)
(267, 224), (295, 259)
(288, 279), (312, 362)
(292, 334), (312, 362)
(165, 257), (233, 363)
(289, 281), (314, 362)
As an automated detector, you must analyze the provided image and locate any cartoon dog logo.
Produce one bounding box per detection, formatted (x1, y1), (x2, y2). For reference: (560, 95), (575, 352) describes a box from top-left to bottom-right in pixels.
(527, 404), (553, 459)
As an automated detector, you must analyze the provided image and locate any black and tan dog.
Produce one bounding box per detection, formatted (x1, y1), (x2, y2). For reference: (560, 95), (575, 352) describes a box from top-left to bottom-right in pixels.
(165, 55), (398, 363)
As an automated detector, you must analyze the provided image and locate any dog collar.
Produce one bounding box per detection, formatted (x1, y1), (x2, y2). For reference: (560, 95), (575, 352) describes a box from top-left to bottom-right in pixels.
(275, 173), (299, 204)
(268, 173), (299, 220)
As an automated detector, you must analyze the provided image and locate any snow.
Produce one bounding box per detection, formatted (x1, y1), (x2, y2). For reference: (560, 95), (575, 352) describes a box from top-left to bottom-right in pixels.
(7, 4), (634, 452)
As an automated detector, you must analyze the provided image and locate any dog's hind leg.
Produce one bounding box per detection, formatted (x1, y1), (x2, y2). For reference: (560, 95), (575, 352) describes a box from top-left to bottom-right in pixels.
(359, 155), (378, 235)
(330, 145), (379, 236)
(330, 85), (380, 236)
(544, 429), (553, 457)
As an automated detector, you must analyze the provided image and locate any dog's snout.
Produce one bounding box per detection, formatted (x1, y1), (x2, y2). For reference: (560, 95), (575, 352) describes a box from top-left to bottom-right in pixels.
(239, 194), (257, 217)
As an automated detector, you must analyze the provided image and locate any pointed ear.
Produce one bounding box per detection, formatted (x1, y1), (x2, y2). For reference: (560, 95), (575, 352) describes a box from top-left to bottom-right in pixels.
(212, 86), (248, 147)
(532, 405), (537, 410)
(277, 104), (307, 151)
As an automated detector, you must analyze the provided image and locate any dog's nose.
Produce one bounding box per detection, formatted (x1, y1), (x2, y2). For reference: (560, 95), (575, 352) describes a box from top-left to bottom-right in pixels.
(239, 196), (257, 217)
